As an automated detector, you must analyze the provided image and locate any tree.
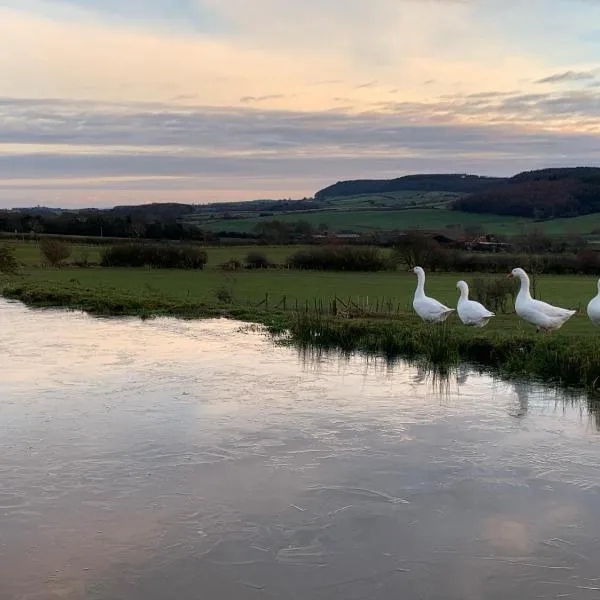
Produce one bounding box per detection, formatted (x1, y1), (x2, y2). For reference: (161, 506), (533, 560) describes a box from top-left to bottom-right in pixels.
(40, 239), (72, 266)
(393, 230), (444, 270)
(245, 251), (270, 269)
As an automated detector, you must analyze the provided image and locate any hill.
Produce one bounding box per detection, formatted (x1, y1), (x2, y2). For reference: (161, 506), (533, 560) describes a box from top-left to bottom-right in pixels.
(452, 167), (600, 219)
(4, 167), (600, 242)
(314, 174), (505, 200)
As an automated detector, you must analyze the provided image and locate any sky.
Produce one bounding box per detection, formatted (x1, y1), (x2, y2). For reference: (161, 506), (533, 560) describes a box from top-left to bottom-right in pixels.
(1, 0), (600, 208)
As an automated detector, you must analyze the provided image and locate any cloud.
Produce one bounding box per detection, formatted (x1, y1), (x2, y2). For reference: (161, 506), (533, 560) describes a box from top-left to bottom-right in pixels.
(0, 3), (566, 111)
(536, 70), (597, 84)
(2, 1), (600, 207)
(1, 96), (600, 207)
(355, 81), (378, 89)
(240, 94), (286, 104)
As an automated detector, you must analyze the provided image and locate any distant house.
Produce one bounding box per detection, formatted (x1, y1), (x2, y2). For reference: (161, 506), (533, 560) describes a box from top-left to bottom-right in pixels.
(312, 233), (362, 241)
(463, 234), (511, 252)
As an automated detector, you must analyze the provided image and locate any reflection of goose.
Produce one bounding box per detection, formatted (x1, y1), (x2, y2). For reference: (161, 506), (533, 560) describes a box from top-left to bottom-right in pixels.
(509, 381), (529, 419)
(411, 364), (428, 384)
(456, 363), (469, 385)
(412, 266), (454, 323)
(456, 280), (495, 327)
(587, 278), (600, 326)
(508, 268), (576, 332)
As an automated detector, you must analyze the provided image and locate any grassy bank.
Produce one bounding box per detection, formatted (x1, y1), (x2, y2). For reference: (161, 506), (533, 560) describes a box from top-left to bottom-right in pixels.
(4, 274), (600, 391)
(287, 314), (600, 391)
(3, 252), (600, 392)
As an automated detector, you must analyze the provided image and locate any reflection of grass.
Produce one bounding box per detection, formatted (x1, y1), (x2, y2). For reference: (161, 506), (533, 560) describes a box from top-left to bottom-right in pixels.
(287, 313), (600, 392)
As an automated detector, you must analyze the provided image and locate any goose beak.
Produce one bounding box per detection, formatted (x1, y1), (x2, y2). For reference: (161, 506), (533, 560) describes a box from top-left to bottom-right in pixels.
(507, 273), (513, 279)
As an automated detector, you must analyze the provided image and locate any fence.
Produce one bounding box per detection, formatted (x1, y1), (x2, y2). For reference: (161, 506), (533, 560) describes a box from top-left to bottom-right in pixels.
(251, 293), (410, 317)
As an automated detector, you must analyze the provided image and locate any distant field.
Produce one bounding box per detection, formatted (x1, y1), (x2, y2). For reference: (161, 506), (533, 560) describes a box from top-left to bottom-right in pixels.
(318, 190), (459, 210)
(199, 207), (600, 237)
(186, 190), (600, 236)
(200, 209), (528, 235)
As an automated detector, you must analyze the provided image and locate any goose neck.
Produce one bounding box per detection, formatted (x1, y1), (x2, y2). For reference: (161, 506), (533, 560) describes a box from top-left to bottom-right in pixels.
(415, 270), (425, 296)
(517, 273), (532, 300)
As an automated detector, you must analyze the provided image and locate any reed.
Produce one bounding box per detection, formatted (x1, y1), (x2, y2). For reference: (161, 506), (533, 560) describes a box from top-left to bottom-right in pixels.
(286, 313), (600, 391)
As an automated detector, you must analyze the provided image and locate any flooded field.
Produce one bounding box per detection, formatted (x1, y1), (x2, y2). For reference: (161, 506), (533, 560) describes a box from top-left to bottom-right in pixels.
(1, 299), (600, 599)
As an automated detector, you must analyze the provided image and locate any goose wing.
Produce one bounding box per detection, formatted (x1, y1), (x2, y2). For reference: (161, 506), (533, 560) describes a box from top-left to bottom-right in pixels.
(464, 299), (495, 318)
(414, 295), (454, 319)
(529, 298), (575, 319)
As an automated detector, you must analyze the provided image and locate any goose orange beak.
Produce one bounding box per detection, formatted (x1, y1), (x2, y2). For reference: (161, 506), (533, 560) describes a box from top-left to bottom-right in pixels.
(507, 273), (513, 279)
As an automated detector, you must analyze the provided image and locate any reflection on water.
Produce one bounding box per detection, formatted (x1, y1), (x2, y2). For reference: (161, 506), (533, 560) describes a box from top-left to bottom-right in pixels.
(1, 299), (600, 600)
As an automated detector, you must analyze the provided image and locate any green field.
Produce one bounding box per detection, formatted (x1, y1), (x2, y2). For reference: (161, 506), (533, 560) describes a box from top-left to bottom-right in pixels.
(199, 207), (600, 237)
(3, 261), (597, 326)
(5, 241), (598, 315)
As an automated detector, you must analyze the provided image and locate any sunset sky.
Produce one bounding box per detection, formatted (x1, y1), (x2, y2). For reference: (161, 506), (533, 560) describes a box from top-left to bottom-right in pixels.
(1, 0), (600, 207)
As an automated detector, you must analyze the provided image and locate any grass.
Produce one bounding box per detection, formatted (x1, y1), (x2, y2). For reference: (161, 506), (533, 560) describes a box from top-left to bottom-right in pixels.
(6, 265), (598, 311)
(4, 244), (600, 393)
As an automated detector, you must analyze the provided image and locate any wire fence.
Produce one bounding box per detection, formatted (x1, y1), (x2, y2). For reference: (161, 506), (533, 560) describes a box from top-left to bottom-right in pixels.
(251, 293), (410, 317)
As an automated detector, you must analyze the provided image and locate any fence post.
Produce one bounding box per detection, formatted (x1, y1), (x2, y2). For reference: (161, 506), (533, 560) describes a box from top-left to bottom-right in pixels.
(282, 295), (286, 311)
(265, 292), (269, 310)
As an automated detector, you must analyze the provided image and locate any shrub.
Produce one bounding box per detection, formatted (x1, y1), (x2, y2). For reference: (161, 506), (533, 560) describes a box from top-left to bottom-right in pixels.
(0, 244), (18, 274)
(75, 245), (92, 267)
(101, 244), (207, 269)
(392, 231), (444, 270)
(288, 245), (387, 271)
(40, 239), (72, 266)
(576, 250), (600, 274)
(470, 276), (515, 314)
(245, 251), (270, 269)
(219, 258), (242, 271)
(431, 250), (595, 276)
(214, 285), (234, 303)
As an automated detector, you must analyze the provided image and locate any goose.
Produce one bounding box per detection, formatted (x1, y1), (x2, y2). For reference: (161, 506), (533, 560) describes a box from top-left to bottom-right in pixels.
(456, 280), (495, 327)
(508, 267), (576, 332)
(412, 266), (455, 323)
(587, 278), (600, 326)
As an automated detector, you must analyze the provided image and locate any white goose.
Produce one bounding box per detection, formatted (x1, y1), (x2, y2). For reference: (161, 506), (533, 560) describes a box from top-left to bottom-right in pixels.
(456, 280), (495, 327)
(587, 278), (600, 326)
(412, 266), (455, 323)
(508, 267), (576, 332)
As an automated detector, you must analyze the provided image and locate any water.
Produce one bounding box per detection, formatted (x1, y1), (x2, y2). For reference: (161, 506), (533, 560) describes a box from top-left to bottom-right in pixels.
(1, 299), (600, 600)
